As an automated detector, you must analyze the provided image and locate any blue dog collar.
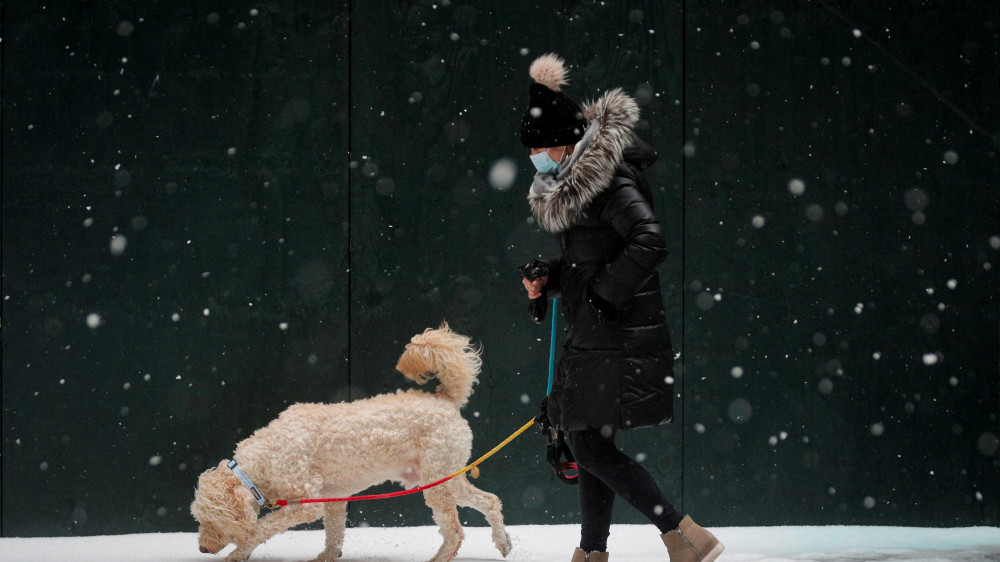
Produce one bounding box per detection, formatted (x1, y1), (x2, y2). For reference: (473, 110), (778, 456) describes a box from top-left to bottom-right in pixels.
(227, 460), (267, 507)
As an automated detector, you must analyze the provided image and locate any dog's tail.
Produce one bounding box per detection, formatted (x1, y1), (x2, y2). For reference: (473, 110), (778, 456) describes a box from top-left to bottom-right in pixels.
(396, 321), (481, 407)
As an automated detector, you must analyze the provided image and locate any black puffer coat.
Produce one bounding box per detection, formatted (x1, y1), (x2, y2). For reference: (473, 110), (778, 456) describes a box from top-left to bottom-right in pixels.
(528, 89), (674, 431)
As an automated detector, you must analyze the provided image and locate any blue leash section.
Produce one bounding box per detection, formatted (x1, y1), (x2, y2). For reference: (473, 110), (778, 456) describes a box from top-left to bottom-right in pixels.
(542, 296), (578, 485)
(547, 297), (558, 394)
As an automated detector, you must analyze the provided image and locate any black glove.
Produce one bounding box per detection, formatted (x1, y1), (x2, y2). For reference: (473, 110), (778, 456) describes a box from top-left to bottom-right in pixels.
(520, 260), (550, 324)
(519, 259), (549, 281)
(528, 297), (547, 324)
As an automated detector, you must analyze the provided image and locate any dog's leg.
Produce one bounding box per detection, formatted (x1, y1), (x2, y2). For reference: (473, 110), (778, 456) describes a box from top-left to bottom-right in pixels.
(423, 485), (464, 562)
(313, 502), (347, 562)
(228, 504), (324, 562)
(455, 475), (512, 557)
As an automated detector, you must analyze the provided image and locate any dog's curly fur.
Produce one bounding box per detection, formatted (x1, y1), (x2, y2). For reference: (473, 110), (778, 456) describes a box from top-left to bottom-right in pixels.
(190, 323), (512, 562)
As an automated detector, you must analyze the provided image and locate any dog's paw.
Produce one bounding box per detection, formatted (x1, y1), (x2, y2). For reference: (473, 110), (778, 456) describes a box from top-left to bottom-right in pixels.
(495, 532), (513, 557)
(309, 547), (342, 562)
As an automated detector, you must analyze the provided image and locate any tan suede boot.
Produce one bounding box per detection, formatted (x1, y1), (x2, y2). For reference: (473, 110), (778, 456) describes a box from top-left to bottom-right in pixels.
(570, 547), (610, 561)
(661, 515), (724, 562)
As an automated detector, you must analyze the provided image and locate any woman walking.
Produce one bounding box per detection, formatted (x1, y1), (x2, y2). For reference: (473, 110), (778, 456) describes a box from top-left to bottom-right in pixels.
(518, 53), (724, 562)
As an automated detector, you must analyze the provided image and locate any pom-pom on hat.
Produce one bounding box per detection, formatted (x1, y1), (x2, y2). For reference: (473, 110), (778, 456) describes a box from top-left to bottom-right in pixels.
(519, 53), (588, 148)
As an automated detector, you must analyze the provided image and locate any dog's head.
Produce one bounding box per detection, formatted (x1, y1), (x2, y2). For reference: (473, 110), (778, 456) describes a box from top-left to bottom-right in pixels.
(396, 322), (481, 406)
(190, 460), (259, 554)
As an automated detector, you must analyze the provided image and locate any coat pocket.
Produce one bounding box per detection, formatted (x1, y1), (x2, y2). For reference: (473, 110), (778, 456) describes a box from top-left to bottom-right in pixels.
(619, 355), (674, 428)
(551, 349), (624, 431)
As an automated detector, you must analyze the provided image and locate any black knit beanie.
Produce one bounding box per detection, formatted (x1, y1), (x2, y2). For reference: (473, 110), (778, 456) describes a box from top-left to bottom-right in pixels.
(519, 53), (587, 148)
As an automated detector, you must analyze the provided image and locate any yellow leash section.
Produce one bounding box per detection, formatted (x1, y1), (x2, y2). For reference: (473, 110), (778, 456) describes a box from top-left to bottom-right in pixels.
(273, 417), (537, 507)
(450, 417), (537, 480)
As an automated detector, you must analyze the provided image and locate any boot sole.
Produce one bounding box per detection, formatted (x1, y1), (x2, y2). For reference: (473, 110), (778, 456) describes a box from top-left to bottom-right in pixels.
(702, 542), (725, 562)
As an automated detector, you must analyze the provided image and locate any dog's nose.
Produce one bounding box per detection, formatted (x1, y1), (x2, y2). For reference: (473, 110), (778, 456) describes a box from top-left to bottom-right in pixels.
(200, 545), (210, 553)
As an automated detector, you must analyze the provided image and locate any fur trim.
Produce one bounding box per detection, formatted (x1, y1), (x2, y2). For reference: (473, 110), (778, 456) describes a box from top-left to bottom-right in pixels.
(528, 88), (640, 233)
(529, 53), (569, 92)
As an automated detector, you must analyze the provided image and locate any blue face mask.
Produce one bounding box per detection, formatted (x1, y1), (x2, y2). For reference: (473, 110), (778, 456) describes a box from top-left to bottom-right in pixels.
(530, 151), (562, 175)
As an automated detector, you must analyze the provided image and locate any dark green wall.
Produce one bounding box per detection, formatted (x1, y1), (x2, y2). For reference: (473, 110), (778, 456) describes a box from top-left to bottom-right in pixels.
(682, 3), (999, 526)
(2, 0), (997, 537)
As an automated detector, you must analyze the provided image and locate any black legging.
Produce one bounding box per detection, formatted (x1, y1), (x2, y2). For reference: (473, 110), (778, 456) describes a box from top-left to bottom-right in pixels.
(568, 426), (683, 553)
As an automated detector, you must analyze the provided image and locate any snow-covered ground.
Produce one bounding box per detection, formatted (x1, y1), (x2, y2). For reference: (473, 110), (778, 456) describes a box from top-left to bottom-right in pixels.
(2, 525), (998, 561)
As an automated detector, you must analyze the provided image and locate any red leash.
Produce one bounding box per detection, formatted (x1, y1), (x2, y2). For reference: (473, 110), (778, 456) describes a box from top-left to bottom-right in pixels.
(273, 475), (452, 507)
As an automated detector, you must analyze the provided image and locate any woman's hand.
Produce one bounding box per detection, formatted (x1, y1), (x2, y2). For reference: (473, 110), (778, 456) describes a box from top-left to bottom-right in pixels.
(522, 276), (547, 299)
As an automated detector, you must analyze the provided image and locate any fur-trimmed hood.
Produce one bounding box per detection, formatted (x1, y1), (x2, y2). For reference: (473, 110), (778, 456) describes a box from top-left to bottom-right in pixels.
(528, 88), (643, 233)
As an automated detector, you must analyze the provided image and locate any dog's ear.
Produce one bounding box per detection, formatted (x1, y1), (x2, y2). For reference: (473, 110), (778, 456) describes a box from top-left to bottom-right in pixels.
(223, 469), (259, 540)
(192, 460), (230, 508)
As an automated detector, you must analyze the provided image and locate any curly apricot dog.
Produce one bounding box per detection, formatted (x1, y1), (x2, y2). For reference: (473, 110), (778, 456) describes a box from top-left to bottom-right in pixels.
(191, 323), (512, 561)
